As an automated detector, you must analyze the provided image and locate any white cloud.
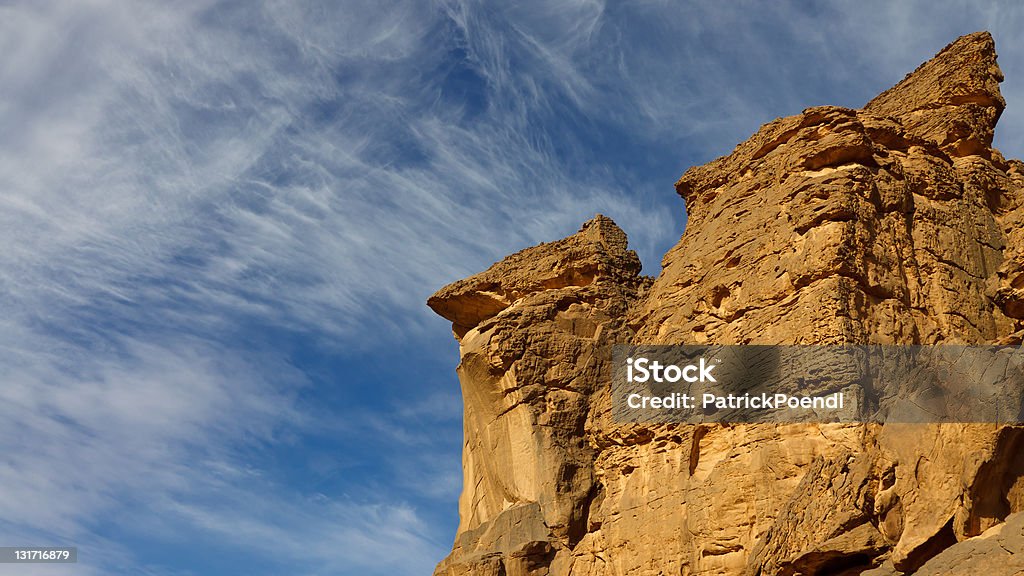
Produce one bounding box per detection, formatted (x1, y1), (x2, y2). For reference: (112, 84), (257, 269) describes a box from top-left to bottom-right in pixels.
(1, 2), (1024, 575)
(0, 0), (674, 345)
(0, 327), (298, 570)
(166, 492), (443, 575)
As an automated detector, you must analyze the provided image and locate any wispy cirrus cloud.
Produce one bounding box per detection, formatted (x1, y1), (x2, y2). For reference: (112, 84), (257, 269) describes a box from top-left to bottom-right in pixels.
(0, 0), (677, 346)
(1, 2), (1023, 575)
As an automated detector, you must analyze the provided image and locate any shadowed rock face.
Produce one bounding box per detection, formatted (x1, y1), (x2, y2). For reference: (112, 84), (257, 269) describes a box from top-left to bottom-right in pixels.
(429, 32), (1024, 576)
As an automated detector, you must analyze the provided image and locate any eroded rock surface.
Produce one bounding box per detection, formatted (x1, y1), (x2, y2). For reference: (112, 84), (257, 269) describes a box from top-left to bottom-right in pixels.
(430, 32), (1024, 575)
(429, 216), (649, 576)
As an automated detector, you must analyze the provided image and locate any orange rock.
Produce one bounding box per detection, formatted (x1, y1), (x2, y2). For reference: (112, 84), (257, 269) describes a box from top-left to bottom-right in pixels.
(430, 32), (1024, 575)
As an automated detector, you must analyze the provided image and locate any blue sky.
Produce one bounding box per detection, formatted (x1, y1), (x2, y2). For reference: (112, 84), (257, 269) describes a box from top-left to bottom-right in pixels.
(1, 1), (1023, 575)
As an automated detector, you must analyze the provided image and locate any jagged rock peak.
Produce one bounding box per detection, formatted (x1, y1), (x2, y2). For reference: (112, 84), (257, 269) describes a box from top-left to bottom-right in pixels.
(866, 31), (1005, 156)
(662, 32), (1021, 348)
(578, 213), (631, 252)
(427, 214), (642, 338)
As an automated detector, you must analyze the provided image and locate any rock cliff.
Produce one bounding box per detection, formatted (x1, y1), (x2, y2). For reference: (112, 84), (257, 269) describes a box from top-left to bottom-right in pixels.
(429, 32), (1024, 575)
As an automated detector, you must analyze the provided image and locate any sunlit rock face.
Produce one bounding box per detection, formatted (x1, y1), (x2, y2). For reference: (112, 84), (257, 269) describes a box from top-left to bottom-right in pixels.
(430, 32), (1024, 576)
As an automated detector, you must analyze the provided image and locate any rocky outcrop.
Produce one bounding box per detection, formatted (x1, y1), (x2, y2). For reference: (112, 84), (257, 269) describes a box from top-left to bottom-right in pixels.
(913, 511), (1024, 575)
(429, 216), (649, 576)
(430, 32), (1024, 575)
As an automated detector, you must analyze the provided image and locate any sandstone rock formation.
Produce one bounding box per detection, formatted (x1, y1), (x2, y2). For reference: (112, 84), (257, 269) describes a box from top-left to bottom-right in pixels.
(429, 32), (1024, 575)
(428, 216), (649, 575)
